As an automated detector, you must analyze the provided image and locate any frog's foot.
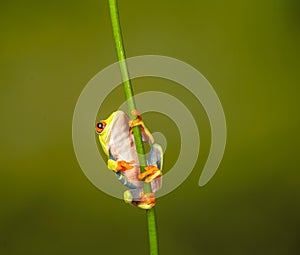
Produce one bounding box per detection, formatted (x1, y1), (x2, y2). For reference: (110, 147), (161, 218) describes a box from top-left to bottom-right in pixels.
(137, 192), (156, 210)
(124, 190), (156, 210)
(114, 160), (134, 172)
(124, 190), (133, 205)
(138, 166), (162, 183)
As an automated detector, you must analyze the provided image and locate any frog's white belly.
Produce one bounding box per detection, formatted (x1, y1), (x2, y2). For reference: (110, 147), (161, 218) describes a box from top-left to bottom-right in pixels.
(109, 121), (141, 187)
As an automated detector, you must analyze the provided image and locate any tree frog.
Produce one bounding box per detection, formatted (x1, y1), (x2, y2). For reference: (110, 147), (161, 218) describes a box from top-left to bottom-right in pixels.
(95, 110), (163, 209)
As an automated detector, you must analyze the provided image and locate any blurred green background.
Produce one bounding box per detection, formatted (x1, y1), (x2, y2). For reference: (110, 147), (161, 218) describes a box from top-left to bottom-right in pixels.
(1, 0), (299, 254)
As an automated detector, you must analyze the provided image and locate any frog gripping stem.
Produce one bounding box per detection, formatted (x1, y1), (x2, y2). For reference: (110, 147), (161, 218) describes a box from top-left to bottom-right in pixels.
(108, 1), (159, 254)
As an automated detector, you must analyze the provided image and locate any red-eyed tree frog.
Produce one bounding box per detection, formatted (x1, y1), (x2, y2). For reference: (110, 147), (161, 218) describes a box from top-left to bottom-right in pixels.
(95, 110), (163, 209)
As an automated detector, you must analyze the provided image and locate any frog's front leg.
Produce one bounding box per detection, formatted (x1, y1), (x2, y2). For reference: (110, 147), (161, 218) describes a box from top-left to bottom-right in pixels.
(129, 109), (154, 143)
(107, 158), (134, 172)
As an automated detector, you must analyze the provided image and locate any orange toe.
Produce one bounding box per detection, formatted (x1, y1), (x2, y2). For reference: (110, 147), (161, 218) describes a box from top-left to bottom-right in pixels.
(138, 166), (161, 182)
(116, 160), (134, 171)
(137, 192), (156, 209)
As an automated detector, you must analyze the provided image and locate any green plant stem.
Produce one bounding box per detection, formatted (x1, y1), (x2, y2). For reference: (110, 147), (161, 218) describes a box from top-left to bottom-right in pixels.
(108, 1), (159, 254)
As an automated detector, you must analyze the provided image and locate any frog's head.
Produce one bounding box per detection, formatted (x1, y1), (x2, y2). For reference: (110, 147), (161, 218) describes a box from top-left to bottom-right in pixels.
(95, 111), (125, 156)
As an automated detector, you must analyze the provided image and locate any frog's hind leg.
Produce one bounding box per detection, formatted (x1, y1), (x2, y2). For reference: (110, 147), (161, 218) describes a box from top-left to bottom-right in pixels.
(124, 188), (156, 210)
(123, 188), (142, 206)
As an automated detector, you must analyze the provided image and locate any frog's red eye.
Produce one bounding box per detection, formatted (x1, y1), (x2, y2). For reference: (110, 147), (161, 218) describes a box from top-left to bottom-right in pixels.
(96, 121), (106, 134)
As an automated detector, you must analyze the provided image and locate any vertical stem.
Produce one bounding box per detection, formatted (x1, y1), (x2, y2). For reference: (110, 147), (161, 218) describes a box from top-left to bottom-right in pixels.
(147, 208), (159, 254)
(108, 1), (159, 254)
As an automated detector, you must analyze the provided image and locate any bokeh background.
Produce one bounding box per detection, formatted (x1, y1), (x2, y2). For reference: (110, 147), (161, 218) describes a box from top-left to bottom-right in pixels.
(1, 0), (299, 254)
